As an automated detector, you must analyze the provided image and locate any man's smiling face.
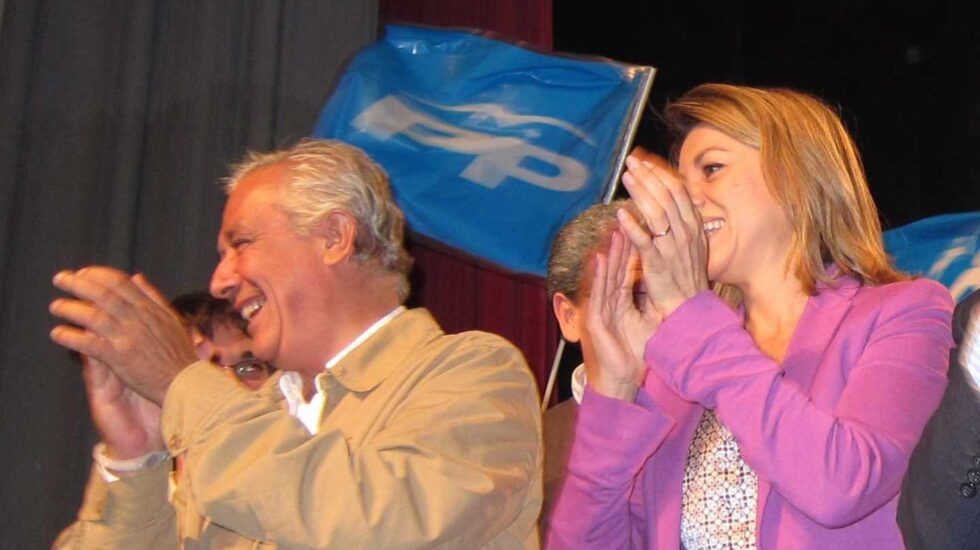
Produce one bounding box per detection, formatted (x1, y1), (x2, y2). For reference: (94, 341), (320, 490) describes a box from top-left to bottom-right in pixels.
(209, 163), (328, 372)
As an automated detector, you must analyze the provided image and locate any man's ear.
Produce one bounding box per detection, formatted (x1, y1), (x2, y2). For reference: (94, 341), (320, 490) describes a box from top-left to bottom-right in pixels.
(314, 210), (358, 265)
(553, 292), (582, 343)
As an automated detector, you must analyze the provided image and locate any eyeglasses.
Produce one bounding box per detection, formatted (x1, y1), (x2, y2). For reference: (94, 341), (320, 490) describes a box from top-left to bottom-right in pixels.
(226, 357), (275, 383)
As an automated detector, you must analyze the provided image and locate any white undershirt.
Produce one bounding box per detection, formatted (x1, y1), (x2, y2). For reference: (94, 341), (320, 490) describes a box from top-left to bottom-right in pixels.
(570, 364), (587, 404)
(962, 309), (980, 391)
(279, 306), (406, 434)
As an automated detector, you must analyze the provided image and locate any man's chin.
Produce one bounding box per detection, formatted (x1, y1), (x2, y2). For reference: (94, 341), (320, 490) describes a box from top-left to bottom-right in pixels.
(249, 340), (277, 367)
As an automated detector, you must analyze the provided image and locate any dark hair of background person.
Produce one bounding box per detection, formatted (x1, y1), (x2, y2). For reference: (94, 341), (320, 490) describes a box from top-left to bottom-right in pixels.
(171, 291), (247, 339)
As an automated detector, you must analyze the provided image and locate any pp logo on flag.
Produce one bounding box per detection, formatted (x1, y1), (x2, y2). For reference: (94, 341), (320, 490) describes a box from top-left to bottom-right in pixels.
(926, 236), (980, 301)
(353, 95), (590, 193)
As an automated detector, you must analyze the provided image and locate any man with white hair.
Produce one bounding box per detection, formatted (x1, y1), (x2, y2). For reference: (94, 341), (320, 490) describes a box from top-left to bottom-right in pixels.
(51, 139), (542, 548)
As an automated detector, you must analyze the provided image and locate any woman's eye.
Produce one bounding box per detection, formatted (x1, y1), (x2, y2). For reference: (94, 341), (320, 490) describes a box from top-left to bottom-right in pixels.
(703, 163), (723, 176)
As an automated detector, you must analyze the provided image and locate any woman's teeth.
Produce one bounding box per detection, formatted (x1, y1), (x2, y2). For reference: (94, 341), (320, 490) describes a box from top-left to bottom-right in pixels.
(703, 219), (725, 235)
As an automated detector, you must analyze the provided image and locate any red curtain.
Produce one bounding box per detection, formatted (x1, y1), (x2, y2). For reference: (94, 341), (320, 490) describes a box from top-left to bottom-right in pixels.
(380, 0), (559, 399)
(381, 0), (552, 47)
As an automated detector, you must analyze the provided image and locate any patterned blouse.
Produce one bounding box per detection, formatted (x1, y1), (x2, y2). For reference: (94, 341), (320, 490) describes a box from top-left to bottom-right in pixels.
(680, 410), (758, 549)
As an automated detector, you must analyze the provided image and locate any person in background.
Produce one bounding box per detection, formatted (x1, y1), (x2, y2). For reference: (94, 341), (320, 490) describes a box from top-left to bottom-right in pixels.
(171, 291), (274, 390)
(542, 199), (639, 530)
(546, 83), (954, 549)
(898, 288), (980, 549)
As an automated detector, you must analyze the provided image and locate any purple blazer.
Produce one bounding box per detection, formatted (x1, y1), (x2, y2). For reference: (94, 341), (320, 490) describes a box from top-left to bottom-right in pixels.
(547, 275), (954, 549)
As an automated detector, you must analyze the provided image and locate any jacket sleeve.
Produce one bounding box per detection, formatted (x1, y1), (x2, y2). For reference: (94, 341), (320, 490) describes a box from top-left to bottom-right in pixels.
(52, 461), (177, 549)
(645, 280), (954, 527)
(161, 343), (541, 548)
(545, 387), (674, 549)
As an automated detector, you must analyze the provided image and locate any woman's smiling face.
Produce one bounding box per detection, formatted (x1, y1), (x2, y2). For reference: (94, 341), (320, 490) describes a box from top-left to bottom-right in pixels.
(677, 125), (795, 287)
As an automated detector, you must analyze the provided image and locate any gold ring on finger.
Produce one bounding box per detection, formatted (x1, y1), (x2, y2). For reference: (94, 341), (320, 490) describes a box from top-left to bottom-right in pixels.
(652, 225), (671, 237)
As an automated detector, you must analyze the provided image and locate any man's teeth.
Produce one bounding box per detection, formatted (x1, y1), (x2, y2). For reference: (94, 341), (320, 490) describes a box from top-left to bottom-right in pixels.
(242, 299), (264, 321)
(703, 219), (725, 235)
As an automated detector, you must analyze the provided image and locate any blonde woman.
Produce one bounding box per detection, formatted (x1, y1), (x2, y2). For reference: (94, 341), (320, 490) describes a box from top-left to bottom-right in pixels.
(546, 84), (954, 549)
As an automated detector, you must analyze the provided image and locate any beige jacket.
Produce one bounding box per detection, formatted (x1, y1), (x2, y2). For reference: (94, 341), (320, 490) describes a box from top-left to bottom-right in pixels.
(55, 309), (543, 548)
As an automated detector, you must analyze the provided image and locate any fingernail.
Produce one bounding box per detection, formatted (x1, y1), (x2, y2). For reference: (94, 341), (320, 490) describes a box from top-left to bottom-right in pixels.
(622, 173), (635, 187)
(625, 156), (639, 169)
(53, 271), (70, 284)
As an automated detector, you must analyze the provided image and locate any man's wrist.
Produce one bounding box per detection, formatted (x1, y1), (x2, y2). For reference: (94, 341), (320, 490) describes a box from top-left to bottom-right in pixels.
(93, 442), (170, 483)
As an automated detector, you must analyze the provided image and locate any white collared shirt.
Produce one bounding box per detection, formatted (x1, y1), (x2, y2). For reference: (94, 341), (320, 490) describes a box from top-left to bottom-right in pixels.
(570, 364), (587, 404)
(962, 309), (980, 391)
(279, 306), (406, 434)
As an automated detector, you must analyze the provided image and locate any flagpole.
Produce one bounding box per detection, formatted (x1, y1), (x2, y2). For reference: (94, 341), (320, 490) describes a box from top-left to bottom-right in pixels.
(541, 339), (566, 411)
(601, 67), (656, 205)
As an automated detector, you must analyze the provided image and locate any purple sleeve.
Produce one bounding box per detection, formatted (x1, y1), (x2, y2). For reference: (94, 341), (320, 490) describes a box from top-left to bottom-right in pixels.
(545, 386), (674, 548)
(645, 281), (953, 527)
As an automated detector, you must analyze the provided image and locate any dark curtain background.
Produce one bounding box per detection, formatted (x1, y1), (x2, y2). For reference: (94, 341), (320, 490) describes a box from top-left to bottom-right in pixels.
(0, 2), (377, 547)
(554, 0), (980, 228)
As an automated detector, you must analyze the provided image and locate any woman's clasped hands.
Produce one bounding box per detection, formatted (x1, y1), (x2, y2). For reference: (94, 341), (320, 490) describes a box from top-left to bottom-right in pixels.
(585, 150), (710, 402)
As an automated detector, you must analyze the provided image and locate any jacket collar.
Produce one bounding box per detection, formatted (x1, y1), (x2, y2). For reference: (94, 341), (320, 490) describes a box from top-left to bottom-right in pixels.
(780, 264), (861, 389)
(328, 308), (443, 392)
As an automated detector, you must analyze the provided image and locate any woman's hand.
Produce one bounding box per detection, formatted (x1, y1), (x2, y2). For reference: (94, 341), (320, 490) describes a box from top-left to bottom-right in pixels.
(585, 230), (661, 401)
(619, 152), (709, 318)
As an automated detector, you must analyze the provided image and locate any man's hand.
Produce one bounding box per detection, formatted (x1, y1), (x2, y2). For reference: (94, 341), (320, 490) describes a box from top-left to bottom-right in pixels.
(585, 230), (661, 401)
(83, 355), (166, 458)
(49, 266), (198, 405)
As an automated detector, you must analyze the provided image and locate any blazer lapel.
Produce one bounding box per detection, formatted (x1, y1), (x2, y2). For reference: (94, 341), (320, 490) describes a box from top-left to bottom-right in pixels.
(780, 274), (860, 390)
(755, 270), (860, 540)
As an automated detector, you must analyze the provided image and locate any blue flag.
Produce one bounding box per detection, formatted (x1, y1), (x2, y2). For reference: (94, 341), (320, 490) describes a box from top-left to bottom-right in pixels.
(884, 211), (980, 302)
(313, 24), (653, 275)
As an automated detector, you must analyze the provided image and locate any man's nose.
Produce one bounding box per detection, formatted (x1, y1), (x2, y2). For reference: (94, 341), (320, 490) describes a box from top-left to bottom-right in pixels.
(210, 255), (240, 300)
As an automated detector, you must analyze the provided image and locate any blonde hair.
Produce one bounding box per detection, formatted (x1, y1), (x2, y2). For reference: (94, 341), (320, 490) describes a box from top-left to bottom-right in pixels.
(226, 139), (413, 301)
(664, 83), (905, 301)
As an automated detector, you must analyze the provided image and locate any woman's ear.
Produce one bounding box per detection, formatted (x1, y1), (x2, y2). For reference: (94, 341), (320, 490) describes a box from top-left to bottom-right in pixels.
(314, 210), (358, 265)
(553, 292), (583, 343)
